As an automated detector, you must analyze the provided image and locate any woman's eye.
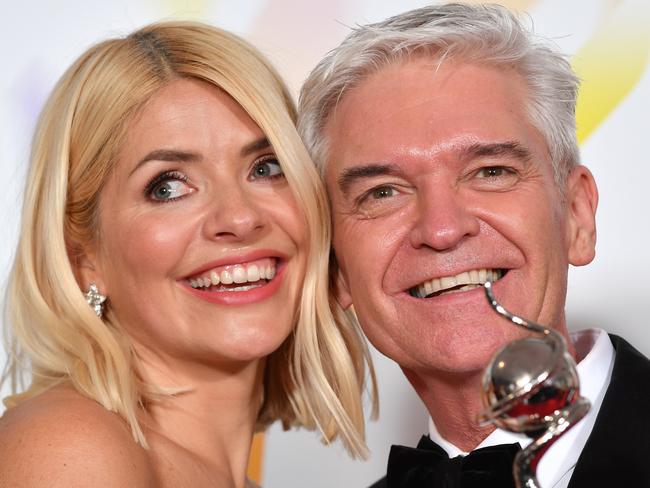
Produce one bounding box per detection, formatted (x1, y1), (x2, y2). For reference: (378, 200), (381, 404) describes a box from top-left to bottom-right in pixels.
(145, 172), (194, 202)
(250, 156), (284, 180)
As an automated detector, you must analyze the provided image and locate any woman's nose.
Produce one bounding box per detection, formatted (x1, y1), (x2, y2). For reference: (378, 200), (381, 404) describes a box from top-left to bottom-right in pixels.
(202, 186), (267, 242)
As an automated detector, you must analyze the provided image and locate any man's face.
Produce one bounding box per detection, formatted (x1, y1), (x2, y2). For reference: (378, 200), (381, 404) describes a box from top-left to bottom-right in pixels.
(324, 59), (597, 376)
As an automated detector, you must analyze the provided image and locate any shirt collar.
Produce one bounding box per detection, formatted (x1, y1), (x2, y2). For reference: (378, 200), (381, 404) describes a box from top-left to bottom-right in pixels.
(429, 329), (615, 487)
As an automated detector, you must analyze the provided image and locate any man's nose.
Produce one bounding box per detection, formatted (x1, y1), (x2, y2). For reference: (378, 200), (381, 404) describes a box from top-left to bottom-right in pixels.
(202, 185), (267, 242)
(408, 184), (480, 251)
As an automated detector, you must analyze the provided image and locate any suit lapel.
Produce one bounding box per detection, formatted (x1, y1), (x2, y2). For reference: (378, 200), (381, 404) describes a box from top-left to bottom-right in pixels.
(568, 335), (650, 486)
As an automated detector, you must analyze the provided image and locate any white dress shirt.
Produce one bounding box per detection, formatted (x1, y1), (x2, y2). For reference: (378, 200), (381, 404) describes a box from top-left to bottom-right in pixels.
(429, 329), (615, 488)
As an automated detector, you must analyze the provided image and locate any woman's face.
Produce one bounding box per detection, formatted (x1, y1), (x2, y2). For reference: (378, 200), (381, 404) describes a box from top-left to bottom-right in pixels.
(85, 78), (307, 372)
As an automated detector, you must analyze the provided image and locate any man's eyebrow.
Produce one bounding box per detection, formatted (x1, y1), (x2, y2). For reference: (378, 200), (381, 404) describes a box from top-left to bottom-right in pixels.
(129, 149), (201, 176)
(463, 141), (532, 162)
(337, 163), (402, 196)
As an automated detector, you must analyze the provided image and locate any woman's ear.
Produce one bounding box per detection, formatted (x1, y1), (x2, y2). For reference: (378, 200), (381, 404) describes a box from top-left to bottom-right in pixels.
(70, 243), (106, 294)
(565, 165), (599, 266)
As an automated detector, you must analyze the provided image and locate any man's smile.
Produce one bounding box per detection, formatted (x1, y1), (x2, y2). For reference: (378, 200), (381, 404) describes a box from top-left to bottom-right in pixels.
(408, 268), (506, 298)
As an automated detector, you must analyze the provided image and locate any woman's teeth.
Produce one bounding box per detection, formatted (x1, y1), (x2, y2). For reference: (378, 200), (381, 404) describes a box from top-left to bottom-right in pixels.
(409, 268), (504, 299)
(189, 259), (277, 291)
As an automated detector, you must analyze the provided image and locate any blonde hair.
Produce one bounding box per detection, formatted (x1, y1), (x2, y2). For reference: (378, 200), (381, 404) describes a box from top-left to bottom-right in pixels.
(2, 21), (376, 457)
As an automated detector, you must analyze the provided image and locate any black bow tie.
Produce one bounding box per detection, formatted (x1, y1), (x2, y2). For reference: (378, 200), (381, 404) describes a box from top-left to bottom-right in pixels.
(386, 436), (521, 488)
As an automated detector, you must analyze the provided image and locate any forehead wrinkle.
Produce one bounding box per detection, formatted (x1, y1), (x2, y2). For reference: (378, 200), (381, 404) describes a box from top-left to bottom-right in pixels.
(399, 137), (535, 170)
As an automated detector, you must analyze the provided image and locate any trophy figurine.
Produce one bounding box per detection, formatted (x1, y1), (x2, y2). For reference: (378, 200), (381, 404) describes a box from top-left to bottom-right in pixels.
(477, 282), (591, 488)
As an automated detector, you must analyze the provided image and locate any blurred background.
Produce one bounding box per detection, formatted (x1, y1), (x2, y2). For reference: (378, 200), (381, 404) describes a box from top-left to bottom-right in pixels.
(1, 0), (648, 486)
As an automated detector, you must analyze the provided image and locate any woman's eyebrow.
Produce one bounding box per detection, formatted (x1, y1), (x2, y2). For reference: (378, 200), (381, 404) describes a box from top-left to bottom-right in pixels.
(129, 149), (202, 176)
(128, 138), (270, 177)
(240, 137), (270, 157)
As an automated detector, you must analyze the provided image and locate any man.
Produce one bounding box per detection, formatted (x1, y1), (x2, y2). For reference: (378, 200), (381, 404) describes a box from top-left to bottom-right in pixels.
(298, 3), (650, 487)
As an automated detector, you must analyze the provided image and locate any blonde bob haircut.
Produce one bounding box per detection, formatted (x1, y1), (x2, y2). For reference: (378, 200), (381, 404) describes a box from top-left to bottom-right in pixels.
(3, 21), (375, 457)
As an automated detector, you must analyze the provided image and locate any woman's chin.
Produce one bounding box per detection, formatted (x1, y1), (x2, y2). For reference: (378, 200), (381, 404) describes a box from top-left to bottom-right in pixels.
(197, 330), (291, 366)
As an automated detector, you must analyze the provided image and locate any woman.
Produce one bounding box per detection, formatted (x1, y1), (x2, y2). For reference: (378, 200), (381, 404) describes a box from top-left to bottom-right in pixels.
(0, 21), (374, 487)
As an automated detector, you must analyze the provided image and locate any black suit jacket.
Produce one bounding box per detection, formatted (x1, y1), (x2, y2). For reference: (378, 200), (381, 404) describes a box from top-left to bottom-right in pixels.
(369, 335), (650, 487)
(568, 335), (650, 486)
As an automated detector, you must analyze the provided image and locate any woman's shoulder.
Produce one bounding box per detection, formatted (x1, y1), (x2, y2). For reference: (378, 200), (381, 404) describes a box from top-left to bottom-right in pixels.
(0, 384), (155, 487)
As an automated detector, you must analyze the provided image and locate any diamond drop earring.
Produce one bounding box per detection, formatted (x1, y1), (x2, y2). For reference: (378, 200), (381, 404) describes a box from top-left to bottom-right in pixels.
(85, 283), (107, 318)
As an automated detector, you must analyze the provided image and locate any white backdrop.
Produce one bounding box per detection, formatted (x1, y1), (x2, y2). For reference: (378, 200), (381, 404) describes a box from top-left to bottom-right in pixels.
(1, 1), (649, 487)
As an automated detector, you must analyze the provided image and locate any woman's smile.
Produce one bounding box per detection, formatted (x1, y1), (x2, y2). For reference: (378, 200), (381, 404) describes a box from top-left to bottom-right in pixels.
(187, 257), (278, 291)
(183, 253), (289, 305)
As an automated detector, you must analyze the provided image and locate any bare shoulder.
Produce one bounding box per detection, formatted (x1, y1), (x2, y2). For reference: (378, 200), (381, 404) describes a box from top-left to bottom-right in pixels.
(0, 384), (154, 487)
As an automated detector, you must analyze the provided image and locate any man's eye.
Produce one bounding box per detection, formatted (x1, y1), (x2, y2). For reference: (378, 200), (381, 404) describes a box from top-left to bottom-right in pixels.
(355, 184), (399, 208)
(351, 183), (409, 219)
(370, 186), (396, 199)
(470, 165), (520, 191)
(477, 166), (508, 178)
(145, 171), (194, 202)
(250, 156), (284, 180)
(354, 185), (398, 207)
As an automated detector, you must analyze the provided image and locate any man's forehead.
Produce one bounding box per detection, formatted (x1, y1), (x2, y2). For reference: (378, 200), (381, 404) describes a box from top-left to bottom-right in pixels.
(323, 59), (540, 181)
(323, 61), (446, 140)
(325, 59), (523, 125)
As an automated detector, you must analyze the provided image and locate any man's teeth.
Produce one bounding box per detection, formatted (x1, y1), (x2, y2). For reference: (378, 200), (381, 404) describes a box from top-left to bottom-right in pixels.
(410, 269), (504, 298)
(189, 260), (277, 290)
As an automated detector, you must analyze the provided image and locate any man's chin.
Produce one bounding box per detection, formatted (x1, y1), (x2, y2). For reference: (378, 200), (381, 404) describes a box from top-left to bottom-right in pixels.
(394, 333), (521, 379)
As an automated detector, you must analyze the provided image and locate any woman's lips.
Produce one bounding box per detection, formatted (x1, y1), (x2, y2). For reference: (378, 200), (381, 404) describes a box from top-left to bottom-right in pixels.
(187, 257), (277, 289)
(182, 258), (287, 306)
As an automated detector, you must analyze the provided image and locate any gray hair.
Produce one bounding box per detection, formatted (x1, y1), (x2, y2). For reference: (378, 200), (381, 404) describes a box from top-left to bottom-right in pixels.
(298, 3), (580, 184)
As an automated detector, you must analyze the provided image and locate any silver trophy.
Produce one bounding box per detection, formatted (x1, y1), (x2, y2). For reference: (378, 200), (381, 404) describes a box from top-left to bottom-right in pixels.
(477, 282), (590, 488)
